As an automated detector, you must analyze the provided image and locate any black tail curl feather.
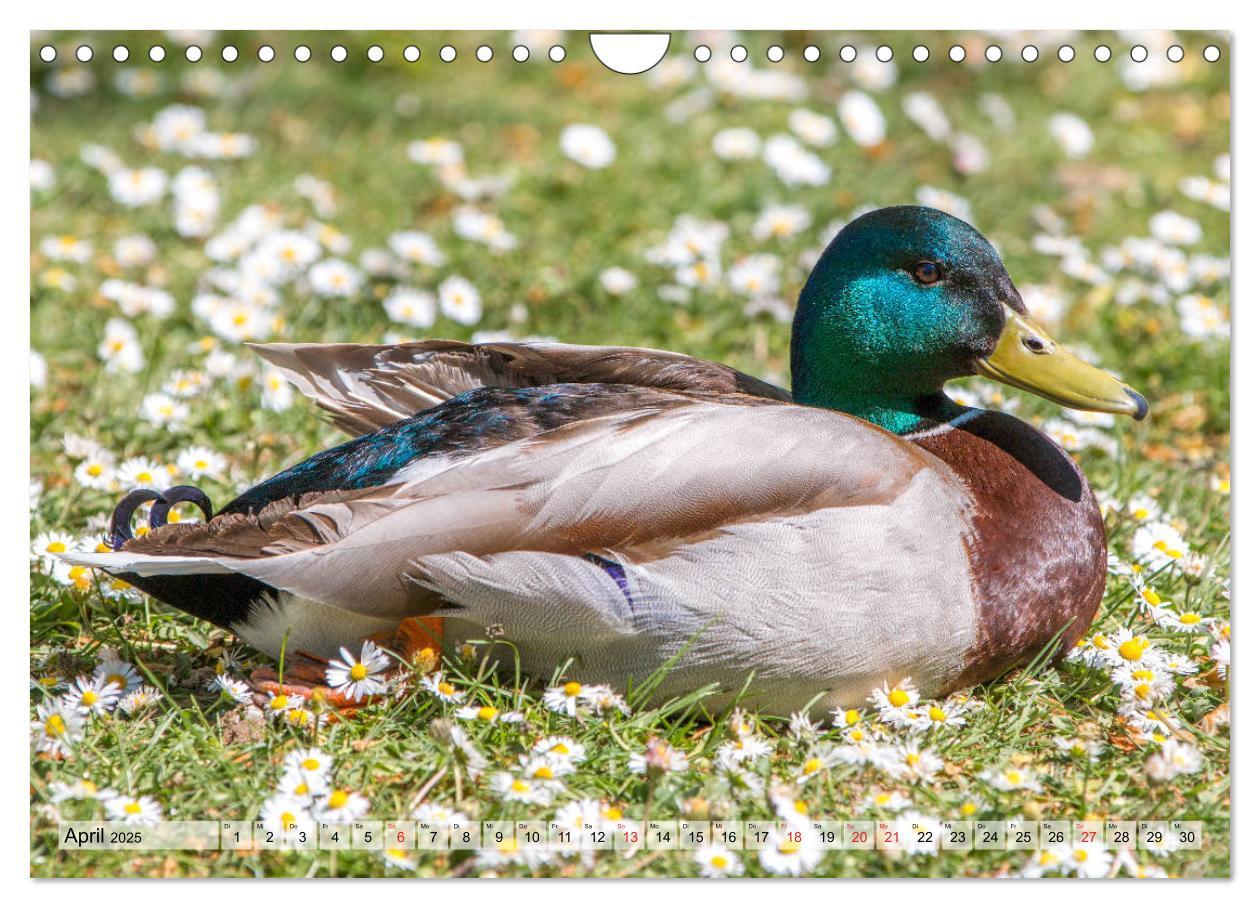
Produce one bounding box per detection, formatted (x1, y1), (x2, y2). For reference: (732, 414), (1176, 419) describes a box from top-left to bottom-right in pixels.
(108, 485), (215, 551)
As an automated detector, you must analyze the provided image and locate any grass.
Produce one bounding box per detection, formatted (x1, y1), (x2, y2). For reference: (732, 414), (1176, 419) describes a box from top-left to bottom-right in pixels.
(30, 29), (1230, 877)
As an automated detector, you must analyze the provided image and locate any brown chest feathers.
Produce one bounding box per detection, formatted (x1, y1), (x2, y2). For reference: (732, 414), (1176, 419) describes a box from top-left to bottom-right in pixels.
(911, 409), (1107, 689)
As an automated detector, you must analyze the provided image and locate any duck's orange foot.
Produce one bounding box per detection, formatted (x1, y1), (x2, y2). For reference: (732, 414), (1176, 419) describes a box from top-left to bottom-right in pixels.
(249, 651), (375, 713)
(246, 617), (444, 715)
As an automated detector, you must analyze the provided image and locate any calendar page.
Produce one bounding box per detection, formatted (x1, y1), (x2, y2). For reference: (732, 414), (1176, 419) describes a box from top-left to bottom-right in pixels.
(29, 25), (1230, 881)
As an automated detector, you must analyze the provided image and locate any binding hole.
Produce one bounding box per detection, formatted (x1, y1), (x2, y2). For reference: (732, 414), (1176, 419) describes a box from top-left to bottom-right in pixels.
(511, 45), (528, 62)
(113, 46), (129, 63)
(1167, 45), (1184, 62)
(839, 45), (857, 63)
(694, 45), (711, 63)
(548, 45), (566, 62)
(367, 45), (383, 63)
(1058, 45), (1075, 62)
(1204, 45), (1221, 62)
(1131, 45), (1148, 62)
(149, 46), (166, 62)
(767, 45), (784, 62)
(259, 45), (275, 63)
(1021, 45), (1039, 62)
(1094, 45), (1112, 62)
(913, 45), (929, 62)
(477, 45), (493, 62)
(730, 45), (748, 63)
(331, 45), (348, 62)
(405, 45), (421, 62)
(222, 45), (239, 62)
(985, 45), (1002, 62)
(803, 45), (820, 62)
(875, 45), (893, 62)
(295, 45), (312, 62)
(39, 45), (56, 63)
(440, 45), (456, 62)
(185, 46), (202, 62)
(76, 45), (93, 63)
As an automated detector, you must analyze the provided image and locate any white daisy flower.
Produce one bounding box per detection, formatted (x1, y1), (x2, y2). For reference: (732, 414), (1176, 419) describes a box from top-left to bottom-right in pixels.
(453, 704), (524, 724)
(758, 821), (822, 876)
(105, 794), (164, 826)
(324, 640), (391, 701)
(696, 843), (743, 877)
(1150, 210), (1202, 246)
(420, 672), (466, 703)
(314, 789), (371, 822)
(260, 794), (313, 840)
(787, 108), (837, 147)
(264, 691), (305, 719)
(711, 127), (761, 160)
(388, 230), (446, 267)
(40, 234), (93, 263)
(1145, 739), (1204, 781)
(838, 90), (886, 148)
(383, 287), (437, 328)
(981, 764), (1043, 793)
(31, 530), (78, 572)
(113, 234), (157, 267)
(117, 686), (162, 716)
(1131, 521), (1190, 568)
(207, 673), (252, 705)
(407, 138), (464, 167)
(30, 158), (56, 191)
(116, 456), (164, 489)
(308, 259), (364, 297)
(139, 392), (189, 430)
(542, 680), (586, 717)
(598, 267), (638, 296)
(176, 446), (226, 480)
(437, 275), (482, 326)
(490, 771), (560, 806)
(62, 675), (122, 716)
(97, 319), (145, 373)
(32, 701), (87, 757)
(560, 124), (616, 169)
(752, 204), (811, 241)
(48, 778), (118, 803)
(531, 735), (586, 766)
(109, 167), (167, 207)
(94, 654), (142, 694)
(1048, 112), (1094, 158)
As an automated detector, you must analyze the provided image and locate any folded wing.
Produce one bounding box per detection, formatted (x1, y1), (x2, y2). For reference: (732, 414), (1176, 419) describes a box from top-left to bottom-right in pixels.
(248, 340), (791, 435)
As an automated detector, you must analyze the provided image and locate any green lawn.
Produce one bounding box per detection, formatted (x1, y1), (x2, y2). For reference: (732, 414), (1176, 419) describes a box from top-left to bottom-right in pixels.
(30, 29), (1230, 877)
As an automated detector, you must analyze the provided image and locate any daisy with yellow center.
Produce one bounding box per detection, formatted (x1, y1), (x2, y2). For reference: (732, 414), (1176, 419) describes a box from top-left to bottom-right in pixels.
(695, 843), (744, 877)
(454, 703), (524, 724)
(531, 736), (586, 766)
(63, 675), (122, 716)
(982, 763), (1043, 793)
(264, 691), (304, 718)
(542, 680), (586, 717)
(105, 794), (163, 826)
(870, 678), (921, 727)
(492, 770), (558, 806)
(325, 640), (391, 702)
(420, 671), (466, 704)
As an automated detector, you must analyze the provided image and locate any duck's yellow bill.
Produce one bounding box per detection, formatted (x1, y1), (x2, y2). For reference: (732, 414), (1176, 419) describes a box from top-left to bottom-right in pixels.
(976, 312), (1148, 420)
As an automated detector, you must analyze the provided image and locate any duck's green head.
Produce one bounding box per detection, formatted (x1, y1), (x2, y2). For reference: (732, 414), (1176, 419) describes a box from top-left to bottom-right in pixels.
(791, 205), (1147, 434)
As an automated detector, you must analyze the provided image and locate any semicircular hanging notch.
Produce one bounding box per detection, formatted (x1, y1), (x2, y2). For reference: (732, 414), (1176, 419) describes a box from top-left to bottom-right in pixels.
(588, 33), (671, 75)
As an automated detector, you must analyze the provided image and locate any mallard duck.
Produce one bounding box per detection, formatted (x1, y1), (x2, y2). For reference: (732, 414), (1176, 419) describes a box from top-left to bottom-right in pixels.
(66, 206), (1146, 712)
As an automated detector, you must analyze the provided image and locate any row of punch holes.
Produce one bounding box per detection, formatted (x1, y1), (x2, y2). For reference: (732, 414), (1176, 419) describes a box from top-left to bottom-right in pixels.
(38, 42), (1223, 66)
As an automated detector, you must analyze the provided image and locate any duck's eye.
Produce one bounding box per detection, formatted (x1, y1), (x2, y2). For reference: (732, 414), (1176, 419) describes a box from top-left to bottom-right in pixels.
(912, 262), (942, 285)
